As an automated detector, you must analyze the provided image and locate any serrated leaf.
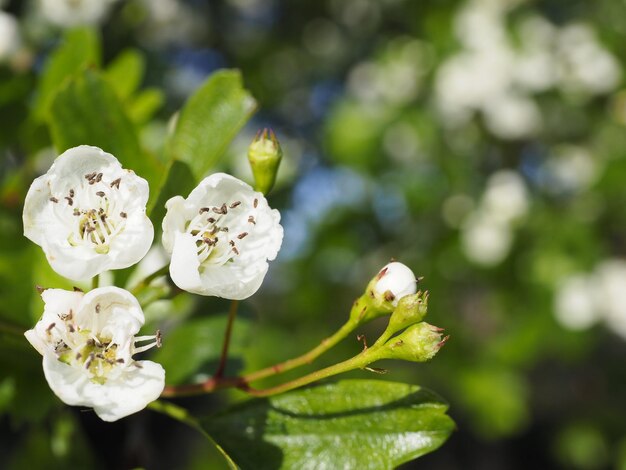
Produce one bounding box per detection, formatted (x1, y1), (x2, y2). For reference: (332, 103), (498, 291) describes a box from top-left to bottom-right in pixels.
(103, 49), (145, 100)
(201, 380), (455, 470)
(47, 69), (162, 191)
(34, 28), (100, 120)
(153, 315), (252, 385)
(165, 69), (257, 180)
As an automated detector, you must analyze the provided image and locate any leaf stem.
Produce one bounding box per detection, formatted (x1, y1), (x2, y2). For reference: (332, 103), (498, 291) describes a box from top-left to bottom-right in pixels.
(214, 299), (239, 378)
(242, 319), (357, 383)
(244, 348), (381, 397)
(148, 401), (238, 469)
(0, 320), (25, 336)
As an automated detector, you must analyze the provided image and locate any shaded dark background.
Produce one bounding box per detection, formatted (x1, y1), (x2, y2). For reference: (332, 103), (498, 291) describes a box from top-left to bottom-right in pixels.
(1, 0), (626, 468)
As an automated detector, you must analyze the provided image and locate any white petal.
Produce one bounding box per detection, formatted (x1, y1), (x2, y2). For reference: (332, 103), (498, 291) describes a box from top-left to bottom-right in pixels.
(169, 232), (204, 294)
(107, 213), (154, 269)
(78, 287), (144, 339)
(161, 196), (189, 253)
(374, 262), (418, 306)
(42, 355), (165, 422)
(90, 361), (165, 422)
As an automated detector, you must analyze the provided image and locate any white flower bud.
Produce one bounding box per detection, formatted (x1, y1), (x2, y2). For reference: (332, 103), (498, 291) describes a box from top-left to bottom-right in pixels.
(22, 145), (154, 281)
(24, 287), (165, 422)
(372, 262), (418, 307)
(162, 173), (283, 299)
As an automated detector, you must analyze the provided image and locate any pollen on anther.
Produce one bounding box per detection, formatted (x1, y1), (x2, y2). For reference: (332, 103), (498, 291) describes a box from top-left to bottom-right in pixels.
(230, 201), (241, 208)
(238, 232), (248, 239)
(96, 191), (105, 197)
(253, 198), (258, 208)
(199, 207), (210, 214)
(95, 173), (103, 183)
(110, 178), (121, 189)
(65, 197), (73, 206)
(49, 197), (58, 203)
(120, 212), (127, 218)
(248, 216), (256, 224)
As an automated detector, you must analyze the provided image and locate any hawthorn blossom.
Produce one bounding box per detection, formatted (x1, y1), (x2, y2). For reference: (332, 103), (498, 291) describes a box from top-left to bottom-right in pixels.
(162, 173), (283, 299)
(23, 145), (154, 281)
(373, 262), (418, 306)
(39, 0), (118, 27)
(25, 287), (164, 422)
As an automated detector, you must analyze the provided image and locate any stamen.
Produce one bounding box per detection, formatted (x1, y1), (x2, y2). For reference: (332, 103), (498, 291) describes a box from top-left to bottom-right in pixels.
(248, 216), (256, 224)
(69, 189), (74, 197)
(230, 201), (241, 208)
(64, 197), (73, 206)
(96, 191), (105, 197)
(238, 232), (248, 239)
(49, 197), (58, 203)
(120, 212), (127, 218)
(110, 178), (121, 189)
(95, 173), (103, 183)
(253, 198), (258, 208)
(199, 207), (211, 214)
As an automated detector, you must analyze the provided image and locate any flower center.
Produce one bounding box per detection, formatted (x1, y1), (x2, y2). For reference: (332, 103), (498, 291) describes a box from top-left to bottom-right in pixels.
(185, 199), (256, 271)
(45, 304), (161, 384)
(49, 174), (127, 254)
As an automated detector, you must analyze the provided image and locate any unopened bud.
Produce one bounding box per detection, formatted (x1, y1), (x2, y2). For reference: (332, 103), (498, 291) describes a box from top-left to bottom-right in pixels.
(248, 128), (283, 195)
(386, 291), (429, 335)
(381, 322), (448, 362)
(371, 262), (418, 307)
(350, 261), (420, 324)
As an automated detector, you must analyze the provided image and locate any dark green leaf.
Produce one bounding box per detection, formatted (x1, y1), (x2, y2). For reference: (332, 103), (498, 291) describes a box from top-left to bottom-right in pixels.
(153, 315), (252, 385)
(201, 380), (455, 469)
(47, 69), (162, 190)
(34, 28), (100, 120)
(164, 69), (256, 180)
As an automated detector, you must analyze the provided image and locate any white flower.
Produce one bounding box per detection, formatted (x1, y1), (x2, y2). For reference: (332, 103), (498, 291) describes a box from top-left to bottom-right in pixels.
(23, 145), (154, 281)
(373, 262), (418, 306)
(162, 173), (283, 299)
(39, 0), (117, 27)
(25, 287), (165, 422)
(0, 12), (20, 62)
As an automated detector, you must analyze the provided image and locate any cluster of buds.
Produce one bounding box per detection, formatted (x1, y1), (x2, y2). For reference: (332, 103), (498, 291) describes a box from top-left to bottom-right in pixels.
(351, 262), (448, 364)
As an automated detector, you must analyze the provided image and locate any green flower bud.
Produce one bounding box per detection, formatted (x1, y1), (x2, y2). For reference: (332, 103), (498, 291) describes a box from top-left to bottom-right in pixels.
(248, 128), (283, 195)
(381, 322), (448, 363)
(385, 291), (429, 335)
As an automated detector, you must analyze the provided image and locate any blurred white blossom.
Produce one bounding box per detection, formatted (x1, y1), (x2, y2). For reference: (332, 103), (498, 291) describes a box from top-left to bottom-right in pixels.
(554, 260), (626, 340)
(0, 11), (20, 61)
(39, 0), (118, 27)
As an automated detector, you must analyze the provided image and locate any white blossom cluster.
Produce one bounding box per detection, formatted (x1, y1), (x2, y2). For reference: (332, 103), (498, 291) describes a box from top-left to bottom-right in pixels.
(459, 170), (529, 266)
(435, 0), (621, 139)
(23, 146), (284, 420)
(554, 260), (626, 340)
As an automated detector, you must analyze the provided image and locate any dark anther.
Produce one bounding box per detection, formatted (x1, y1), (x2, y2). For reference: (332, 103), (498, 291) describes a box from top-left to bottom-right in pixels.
(96, 191), (105, 197)
(49, 197), (58, 203)
(120, 212), (127, 218)
(253, 198), (258, 208)
(230, 201), (241, 208)
(110, 178), (121, 189)
(237, 232), (248, 239)
(248, 216), (256, 224)
(199, 207), (210, 213)
(95, 173), (103, 183)
(64, 197), (73, 206)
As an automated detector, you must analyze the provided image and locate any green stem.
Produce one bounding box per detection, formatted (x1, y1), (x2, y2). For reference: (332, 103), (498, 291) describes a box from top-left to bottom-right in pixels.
(244, 348), (381, 397)
(243, 319), (357, 383)
(214, 300), (239, 378)
(131, 265), (169, 296)
(148, 401), (237, 469)
(91, 274), (99, 290)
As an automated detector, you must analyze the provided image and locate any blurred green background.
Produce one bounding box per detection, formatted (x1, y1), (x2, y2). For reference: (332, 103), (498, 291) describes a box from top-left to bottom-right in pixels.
(1, 0), (626, 469)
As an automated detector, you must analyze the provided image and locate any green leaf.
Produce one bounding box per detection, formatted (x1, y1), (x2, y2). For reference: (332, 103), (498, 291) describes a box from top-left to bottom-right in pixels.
(129, 88), (164, 124)
(149, 69), (256, 225)
(201, 380), (455, 470)
(47, 69), (162, 189)
(153, 315), (252, 385)
(165, 69), (256, 180)
(34, 28), (100, 120)
(103, 49), (145, 100)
